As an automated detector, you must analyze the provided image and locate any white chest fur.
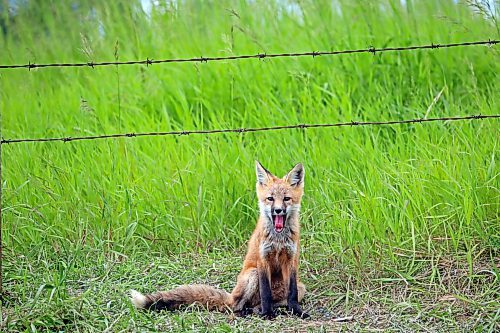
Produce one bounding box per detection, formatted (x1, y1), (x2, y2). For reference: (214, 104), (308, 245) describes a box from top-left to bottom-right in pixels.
(259, 237), (297, 259)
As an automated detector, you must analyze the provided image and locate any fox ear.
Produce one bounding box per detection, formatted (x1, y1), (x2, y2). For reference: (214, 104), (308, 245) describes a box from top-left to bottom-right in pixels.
(285, 163), (304, 187)
(256, 161), (273, 186)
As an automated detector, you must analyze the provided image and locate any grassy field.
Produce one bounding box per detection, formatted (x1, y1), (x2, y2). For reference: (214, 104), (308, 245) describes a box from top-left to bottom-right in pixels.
(1, 0), (499, 331)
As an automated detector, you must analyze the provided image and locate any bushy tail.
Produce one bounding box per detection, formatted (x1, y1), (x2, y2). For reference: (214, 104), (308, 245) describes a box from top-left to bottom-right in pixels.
(130, 285), (233, 312)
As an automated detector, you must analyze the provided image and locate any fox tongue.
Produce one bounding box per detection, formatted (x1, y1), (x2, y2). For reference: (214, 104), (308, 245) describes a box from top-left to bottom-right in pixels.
(273, 215), (284, 232)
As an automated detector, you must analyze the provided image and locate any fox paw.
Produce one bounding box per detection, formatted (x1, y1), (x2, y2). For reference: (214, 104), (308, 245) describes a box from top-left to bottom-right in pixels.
(298, 311), (310, 319)
(258, 308), (276, 320)
(287, 303), (309, 319)
(235, 307), (254, 317)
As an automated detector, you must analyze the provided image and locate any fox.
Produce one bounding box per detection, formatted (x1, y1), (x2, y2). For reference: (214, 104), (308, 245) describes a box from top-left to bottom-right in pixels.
(130, 161), (308, 319)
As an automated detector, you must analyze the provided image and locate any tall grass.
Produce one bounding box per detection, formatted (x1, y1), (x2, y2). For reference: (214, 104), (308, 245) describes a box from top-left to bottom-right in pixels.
(1, 0), (498, 262)
(1, 1), (499, 331)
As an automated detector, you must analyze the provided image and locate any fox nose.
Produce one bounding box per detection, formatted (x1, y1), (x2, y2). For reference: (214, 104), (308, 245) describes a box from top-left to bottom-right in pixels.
(274, 208), (284, 215)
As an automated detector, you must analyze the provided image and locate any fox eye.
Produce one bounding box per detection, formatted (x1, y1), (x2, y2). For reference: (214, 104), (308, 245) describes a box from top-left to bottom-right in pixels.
(284, 197), (291, 201)
(266, 197), (274, 201)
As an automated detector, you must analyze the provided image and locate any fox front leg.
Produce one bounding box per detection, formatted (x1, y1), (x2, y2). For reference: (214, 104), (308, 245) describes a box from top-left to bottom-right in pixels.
(257, 266), (275, 319)
(287, 270), (309, 318)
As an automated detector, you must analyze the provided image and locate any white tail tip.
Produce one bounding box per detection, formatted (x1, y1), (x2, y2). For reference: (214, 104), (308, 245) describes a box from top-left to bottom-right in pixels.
(130, 289), (147, 309)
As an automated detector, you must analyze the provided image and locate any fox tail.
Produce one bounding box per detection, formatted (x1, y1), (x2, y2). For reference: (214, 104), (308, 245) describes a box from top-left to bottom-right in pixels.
(130, 285), (233, 312)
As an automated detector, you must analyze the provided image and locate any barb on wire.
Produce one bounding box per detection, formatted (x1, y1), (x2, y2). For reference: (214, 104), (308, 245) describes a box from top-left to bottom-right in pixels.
(0, 115), (497, 145)
(0, 40), (497, 70)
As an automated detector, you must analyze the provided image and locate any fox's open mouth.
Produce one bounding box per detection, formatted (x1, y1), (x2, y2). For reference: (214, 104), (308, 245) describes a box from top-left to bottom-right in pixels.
(272, 214), (286, 233)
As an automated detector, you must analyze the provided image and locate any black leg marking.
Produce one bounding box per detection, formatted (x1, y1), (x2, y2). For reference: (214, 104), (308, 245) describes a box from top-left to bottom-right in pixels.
(258, 268), (275, 319)
(235, 307), (254, 317)
(287, 270), (309, 319)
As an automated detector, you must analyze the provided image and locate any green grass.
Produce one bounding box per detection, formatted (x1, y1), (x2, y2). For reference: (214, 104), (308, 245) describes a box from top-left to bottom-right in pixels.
(1, 0), (499, 331)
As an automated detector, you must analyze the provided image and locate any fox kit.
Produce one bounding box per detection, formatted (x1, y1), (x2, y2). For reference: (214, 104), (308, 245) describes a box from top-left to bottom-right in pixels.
(130, 161), (308, 318)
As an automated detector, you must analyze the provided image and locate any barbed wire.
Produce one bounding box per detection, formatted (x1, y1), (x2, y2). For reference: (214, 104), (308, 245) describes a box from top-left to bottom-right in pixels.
(1, 114), (497, 145)
(0, 40), (497, 71)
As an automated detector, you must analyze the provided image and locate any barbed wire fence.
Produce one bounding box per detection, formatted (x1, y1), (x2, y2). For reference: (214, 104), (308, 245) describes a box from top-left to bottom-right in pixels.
(0, 40), (497, 70)
(1, 115), (498, 145)
(0, 39), (499, 297)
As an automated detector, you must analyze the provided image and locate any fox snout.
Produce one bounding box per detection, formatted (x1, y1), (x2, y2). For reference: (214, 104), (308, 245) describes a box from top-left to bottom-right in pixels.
(273, 207), (286, 215)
